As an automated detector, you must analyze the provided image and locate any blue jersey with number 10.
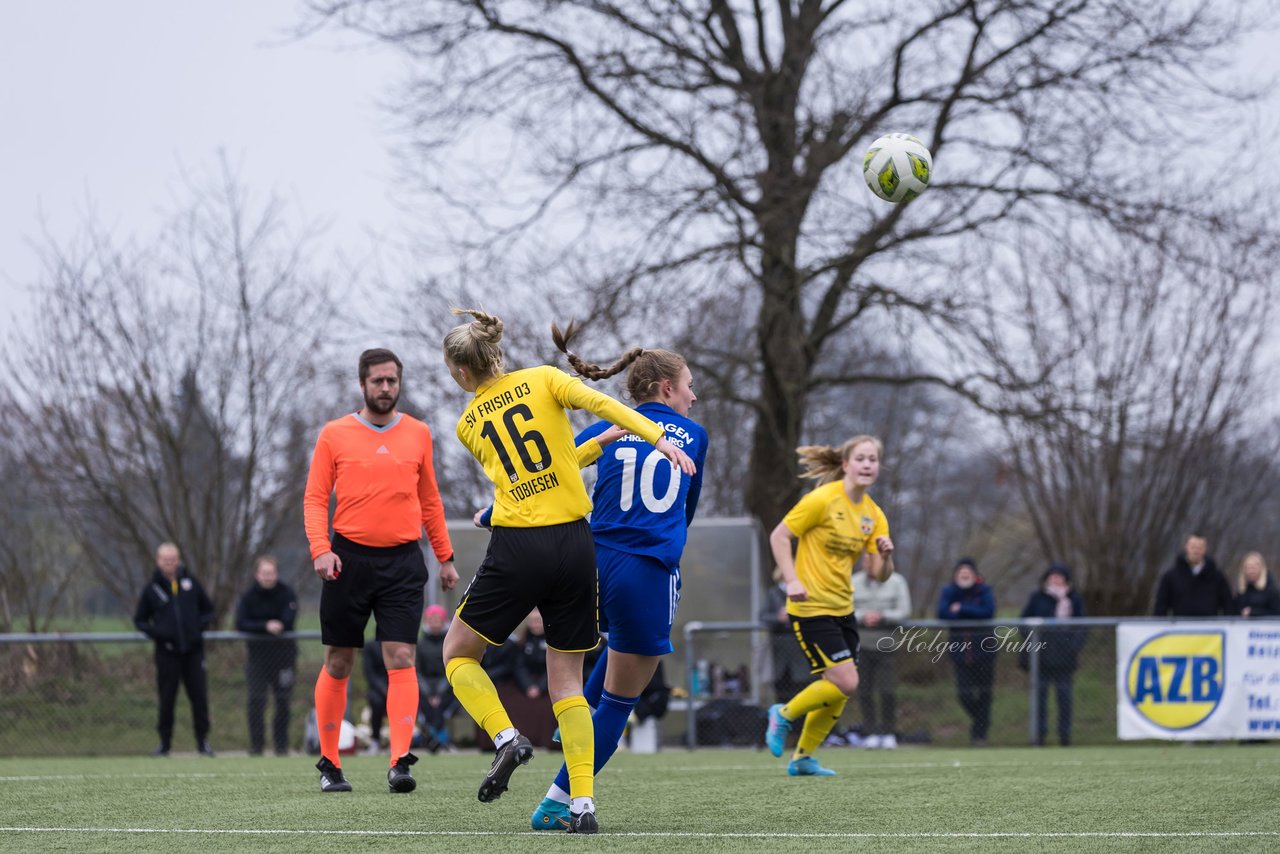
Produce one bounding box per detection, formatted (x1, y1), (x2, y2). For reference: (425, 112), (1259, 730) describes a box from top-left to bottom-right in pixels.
(577, 401), (708, 572)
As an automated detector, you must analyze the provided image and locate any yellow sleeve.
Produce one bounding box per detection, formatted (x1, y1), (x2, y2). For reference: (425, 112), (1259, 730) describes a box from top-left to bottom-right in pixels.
(542, 367), (664, 445)
(781, 488), (827, 538)
(575, 438), (603, 468)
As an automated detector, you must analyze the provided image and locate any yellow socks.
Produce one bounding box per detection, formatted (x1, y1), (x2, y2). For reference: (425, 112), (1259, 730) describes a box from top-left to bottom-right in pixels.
(445, 657), (513, 739)
(553, 695), (594, 800)
(796, 697), (848, 756)
(781, 678), (847, 721)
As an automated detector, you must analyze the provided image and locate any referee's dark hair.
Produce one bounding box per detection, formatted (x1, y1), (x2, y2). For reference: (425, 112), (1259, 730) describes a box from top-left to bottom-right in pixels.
(359, 348), (403, 382)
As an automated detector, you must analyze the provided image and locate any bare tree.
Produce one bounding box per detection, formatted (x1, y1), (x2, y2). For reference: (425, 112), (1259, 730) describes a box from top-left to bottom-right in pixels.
(3, 164), (343, 624)
(0, 427), (87, 633)
(307, 0), (1277, 545)
(992, 218), (1278, 614)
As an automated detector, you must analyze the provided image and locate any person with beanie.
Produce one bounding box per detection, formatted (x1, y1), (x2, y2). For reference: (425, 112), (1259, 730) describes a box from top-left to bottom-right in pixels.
(936, 557), (996, 746)
(1019, 561), (1087, 746)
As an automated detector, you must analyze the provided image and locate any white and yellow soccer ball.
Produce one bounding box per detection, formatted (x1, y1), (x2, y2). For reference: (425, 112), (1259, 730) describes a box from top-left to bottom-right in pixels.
(862, 133), (932, 203)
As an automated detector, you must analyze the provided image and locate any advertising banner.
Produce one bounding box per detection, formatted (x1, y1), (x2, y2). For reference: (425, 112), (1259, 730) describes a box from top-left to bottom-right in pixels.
(1117, 622), (1280, 740)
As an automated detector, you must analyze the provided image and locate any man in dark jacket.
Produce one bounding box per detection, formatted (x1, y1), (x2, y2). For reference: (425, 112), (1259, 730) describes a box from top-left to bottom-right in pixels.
(133, 541), (215, 757)
(235, 555), (299, 756)
(937, 557), (997, 746)
(1152, 533), (1233, 617)
(1020, 562), (1087, 746)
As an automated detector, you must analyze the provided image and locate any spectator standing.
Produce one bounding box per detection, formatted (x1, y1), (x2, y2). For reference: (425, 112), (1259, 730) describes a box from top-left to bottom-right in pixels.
(852, 563), (912, 749)
(1152, 533), (1233, 617)
(417, 604), (458, 748)
(936, 558), (997, 746)
(1019, 562), (1087, 747)
(133, 541), (215, 757)
(513, 609), (550, 700)
(362, 640), (390, 752)
(1234, 552), (1280, 618)
(235, 555), (299, 756)
(759, 568), (809, 703)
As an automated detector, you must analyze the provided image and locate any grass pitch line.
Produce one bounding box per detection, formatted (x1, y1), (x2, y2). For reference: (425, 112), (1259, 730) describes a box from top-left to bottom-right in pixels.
(4, 827), (1280, 840)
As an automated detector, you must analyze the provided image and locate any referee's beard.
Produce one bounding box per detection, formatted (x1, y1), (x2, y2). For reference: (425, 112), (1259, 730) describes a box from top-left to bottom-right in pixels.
(364, 390), (399, 416)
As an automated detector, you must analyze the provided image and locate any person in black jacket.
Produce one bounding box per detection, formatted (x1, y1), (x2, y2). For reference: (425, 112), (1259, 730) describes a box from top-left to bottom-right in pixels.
(235, 555), (299, 756)
(1152, 533), (1233, 617)
(1019, 562), (1087, 746)
(1234, 552), (1280, 618)
(133, 542), (215, 757)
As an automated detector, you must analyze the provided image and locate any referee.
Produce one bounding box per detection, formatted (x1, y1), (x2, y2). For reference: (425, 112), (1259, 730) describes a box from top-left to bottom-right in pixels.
(303, 348), (458, 794)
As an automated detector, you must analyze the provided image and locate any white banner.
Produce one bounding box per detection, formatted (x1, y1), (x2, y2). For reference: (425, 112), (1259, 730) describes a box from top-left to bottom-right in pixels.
(1116, 622), (1280, 740)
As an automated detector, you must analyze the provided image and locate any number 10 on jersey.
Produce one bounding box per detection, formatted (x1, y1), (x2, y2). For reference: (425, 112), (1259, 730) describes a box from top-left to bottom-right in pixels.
(615, 446), (680, 513)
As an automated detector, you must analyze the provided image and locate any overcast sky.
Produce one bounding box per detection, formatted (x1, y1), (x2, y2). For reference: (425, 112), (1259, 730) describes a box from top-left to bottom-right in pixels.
(3, 2), (1279, 339)
(0, 0), (406, 333)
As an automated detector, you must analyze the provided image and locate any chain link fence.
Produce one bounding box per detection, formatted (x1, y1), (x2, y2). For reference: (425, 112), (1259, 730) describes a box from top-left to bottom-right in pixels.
(0, 632), (329, 757)
(681, 618), (1122, 749)
(5, 618), (1273, 755)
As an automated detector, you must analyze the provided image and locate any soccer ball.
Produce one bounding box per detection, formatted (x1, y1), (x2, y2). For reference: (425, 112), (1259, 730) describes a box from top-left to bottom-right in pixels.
(863, 133), (932, 203)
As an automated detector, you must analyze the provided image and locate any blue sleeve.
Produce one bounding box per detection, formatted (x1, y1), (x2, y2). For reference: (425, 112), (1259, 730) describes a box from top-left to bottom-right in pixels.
(958, 587), (995, 619)
(479, 505), (494, 527)
(575, 421), (609, 449)
(683, 426), (708, 527)
(936, 587), (956, 619)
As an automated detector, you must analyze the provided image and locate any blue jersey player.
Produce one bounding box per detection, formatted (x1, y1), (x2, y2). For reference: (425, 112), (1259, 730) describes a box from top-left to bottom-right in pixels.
(532, 323), (708, 831)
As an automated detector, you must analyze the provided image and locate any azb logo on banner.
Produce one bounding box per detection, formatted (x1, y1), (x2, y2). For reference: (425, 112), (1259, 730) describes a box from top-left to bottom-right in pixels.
(1124, 631), (1225, 732)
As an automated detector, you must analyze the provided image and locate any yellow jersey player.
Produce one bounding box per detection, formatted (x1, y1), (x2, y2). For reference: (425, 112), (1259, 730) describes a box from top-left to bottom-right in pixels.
(765, 435), (894, 776)
(440, 308), (695, 833)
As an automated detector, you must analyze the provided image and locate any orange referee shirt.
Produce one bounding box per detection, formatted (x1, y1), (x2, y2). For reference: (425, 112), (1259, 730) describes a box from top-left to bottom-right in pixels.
(303, 412), (453, 562)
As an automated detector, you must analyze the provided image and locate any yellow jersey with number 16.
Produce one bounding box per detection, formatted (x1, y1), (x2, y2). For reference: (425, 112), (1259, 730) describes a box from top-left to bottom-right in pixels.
(457, 365), (664, 528)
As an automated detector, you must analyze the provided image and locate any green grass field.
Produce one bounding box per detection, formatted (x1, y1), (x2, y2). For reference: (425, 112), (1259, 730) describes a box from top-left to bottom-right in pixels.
(2, 745), (1277, 853)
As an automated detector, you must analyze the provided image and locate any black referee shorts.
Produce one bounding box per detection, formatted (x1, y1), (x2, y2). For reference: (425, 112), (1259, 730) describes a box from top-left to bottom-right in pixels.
(791, 612), (861, 674)
(457, 519), (599, 653)
(320, 533), (428, 647)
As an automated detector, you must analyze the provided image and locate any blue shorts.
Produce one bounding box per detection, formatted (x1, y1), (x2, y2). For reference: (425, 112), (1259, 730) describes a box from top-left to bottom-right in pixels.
(597, 543), (680, 657)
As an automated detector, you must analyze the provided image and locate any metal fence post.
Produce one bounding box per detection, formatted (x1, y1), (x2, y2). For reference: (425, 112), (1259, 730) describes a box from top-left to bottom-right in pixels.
(1028, 622), (1041, 746)
(684, 621), (702, 750)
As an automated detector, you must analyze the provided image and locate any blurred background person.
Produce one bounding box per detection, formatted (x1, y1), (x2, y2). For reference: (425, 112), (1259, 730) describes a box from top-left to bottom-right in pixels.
(362, 639), (389, 754)
(133, 541), (215, 757)
(1019, 561), (1087, 747)
(1234, 552), (1280, 618)
(759, 567), (809, 703)
(852, 558), (912, 749)
(936, 557), (996, 747)
(1152, 533), (1233, 617)
(417, 604), (459, 749)
(235, 554), (299, 756)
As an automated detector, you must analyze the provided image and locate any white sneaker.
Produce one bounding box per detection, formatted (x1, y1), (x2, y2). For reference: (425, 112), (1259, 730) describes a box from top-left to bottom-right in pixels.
(881, 734), (898, 749)
(862, 734), (882, 749)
